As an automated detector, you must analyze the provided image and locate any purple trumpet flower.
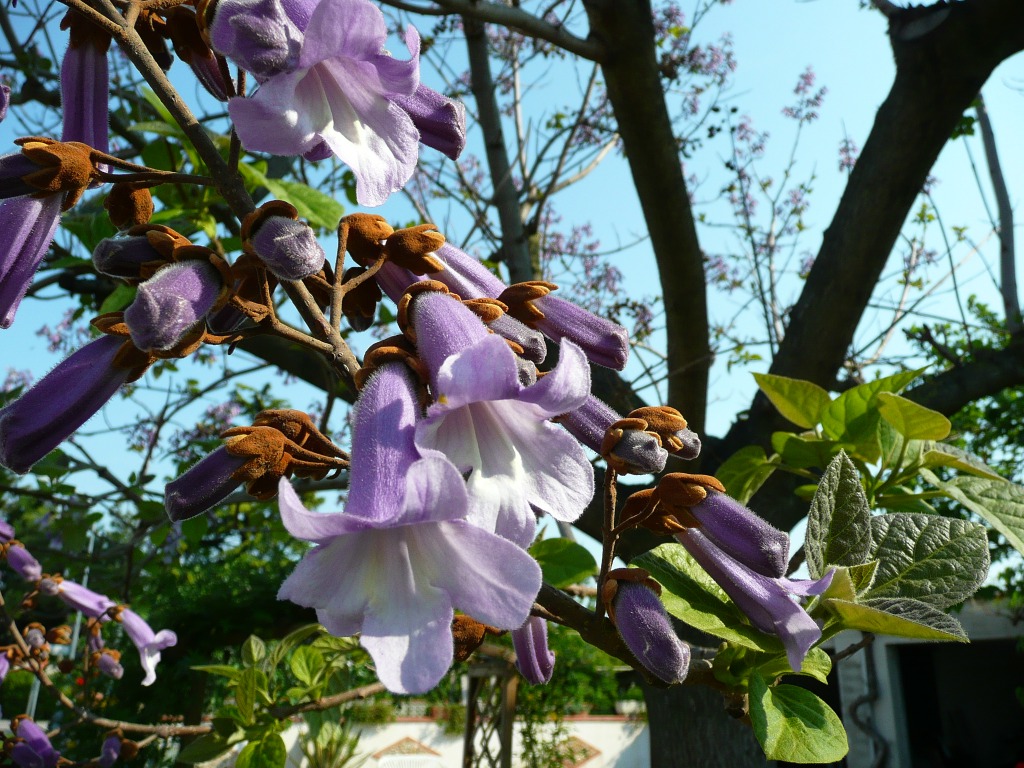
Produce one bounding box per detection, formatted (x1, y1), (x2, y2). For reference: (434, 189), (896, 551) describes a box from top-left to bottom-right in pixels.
(676, 528), (833, 672)
(512, 617), (554, 684)
(0, 154), (39, 200)
(661, 478), (790, 579)
(40, 577), (117, 619)
(249, 215), (326, 280)
(419, 244), (630, 369)
(0, 84), (9, 122)
(613, 581), (690, 684)
(124, 261), (223, 351)
(216, 0), (421, 206)
(213, 0), (464, 205)
(96, 649), (125, 680)
(410, 291), (594, 547)
(0, 195), (63, 329)
(10, 719), (60, 768)
(61, 12), (111, 153)
(0, 519), (14, 543)
(164, 446), (249, 522)
(0, 334), (133, 474)
(118, 608), (177, 686)
(5, 543), (42, 581)
(277, 362), (541, 694)
(393, 85), (466, 161)
(99, 735), (121, 768)
(561, 396), (668, 475)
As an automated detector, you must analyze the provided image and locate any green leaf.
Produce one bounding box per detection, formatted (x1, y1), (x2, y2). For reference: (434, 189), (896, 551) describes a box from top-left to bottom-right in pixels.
(128, 120), (187, 138)
(236, 735), (287, 768)
(289, 645), (325, 686)
(99, 284), (137, 314)
(753, 373), (832, 428)
(242, 635), (267, 666)
(919, 471), (1024, 556)
(528, 538), (598, 588)
(268, 624), (323, 669)
(804, 453), (872, 579)
(919, 443), (1004, 480)
(866, 514), (989, 608)
(824, 597), (968, 641)
(714, 445), (777, 505)
(756, 646), (833, 685)
(748, 672), (849, 763)
(235, 667), (259, 725)
(848, 560), (879, 595)
(192, 664), (241, 682)
(876, 392), (951, 440)
(771, 432), (847, 470)
(176, 730), (244, 764)
(237, 163), (343, 230)
(634, 545), (783, 653)
(820, 369), (924, 461)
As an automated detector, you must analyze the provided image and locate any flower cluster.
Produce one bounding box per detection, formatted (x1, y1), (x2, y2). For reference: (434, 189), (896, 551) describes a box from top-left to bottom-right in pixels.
(1, 521), (177, 688)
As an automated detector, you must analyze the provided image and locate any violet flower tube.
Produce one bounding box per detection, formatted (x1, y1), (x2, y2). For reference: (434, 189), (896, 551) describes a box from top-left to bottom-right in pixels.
(164, 446), (249, 522)
(119, 608), (177, 686)
(512, 616), (554, 684)
(5, 543), (42, 581)
(124, 261), (224, 351)
(61, 16), (111, 154)
(676, 527), (834, 673)
(10, 719), (60, 768)
(410, 291), (594, 547)
(0, 195), (63, 329)
(613, 581), (690, 684)
(393, 84), (467, 160)
(277, 362), (541, 694)
(0, 334), (132, 473)
(560, 396), (668, 475)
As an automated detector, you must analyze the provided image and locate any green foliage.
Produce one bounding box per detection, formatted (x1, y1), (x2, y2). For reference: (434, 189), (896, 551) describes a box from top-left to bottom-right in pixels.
(748, 673), (848, 763)
(528, 537), (598, 588)
(185, 627), (369, 765)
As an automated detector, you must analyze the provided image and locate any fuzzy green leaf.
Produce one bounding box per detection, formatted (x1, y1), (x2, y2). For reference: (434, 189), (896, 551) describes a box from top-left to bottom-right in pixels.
(753, 373), (832, 428)
(876, 393), (951, 440)
(920, 471), (1024, 555)
(820, 369), (923, 461)
(824, 597), (968, 641)
(805, 453), (872, 579)
(529, 538), (598, 588)
(714, 445), (777, 505)
(749, 673), (849, 763)
(866, 514), (989, 608)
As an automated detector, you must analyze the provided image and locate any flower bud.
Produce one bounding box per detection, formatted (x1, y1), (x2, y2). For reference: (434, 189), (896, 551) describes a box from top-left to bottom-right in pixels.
(512, 616), (554, 684)
(124, 260), (224, 352)
(249, 214), (326, 280)
(612, 581), (689, 684)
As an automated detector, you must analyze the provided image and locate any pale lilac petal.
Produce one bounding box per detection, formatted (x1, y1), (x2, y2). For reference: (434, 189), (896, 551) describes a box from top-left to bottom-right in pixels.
(512, 617), (554, 684)
(361, 599), (452, 695)
(57, 580), (116, 618)
(277, 478), (366, 543)
(396, 457), (469, 526)
(345, 363), (421, 521)
(424, 521), (540, 628)
(299, 0), (386, 67)
(431, 334), (520, 409)
(781, 569), (836, 597)
(228, 69), (326, 157)
(278, 537), (371, 635)
(209, 0), (303, 78)
(518, 339), (590, 417)
(120, 608), (177, 686)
